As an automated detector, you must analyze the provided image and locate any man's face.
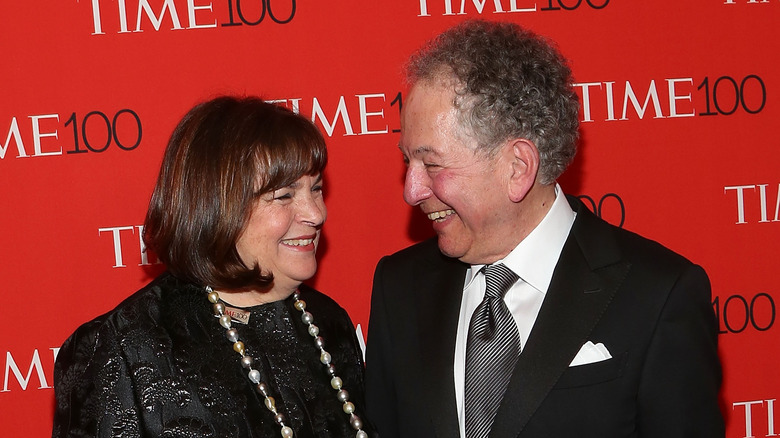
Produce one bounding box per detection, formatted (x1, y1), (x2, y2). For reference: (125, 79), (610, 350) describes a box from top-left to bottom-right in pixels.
(399, 81), (514, 264)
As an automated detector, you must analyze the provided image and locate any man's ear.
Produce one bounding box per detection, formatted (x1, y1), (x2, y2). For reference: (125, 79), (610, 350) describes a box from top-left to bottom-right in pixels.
(505, 138), (539, 203)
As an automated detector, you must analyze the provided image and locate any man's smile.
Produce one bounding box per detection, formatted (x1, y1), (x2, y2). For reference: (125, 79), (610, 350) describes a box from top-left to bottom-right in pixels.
(427, 209), (456, 222)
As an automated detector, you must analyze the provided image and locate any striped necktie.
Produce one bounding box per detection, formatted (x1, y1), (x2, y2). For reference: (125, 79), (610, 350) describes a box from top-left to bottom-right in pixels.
(465, 263), (521, 438)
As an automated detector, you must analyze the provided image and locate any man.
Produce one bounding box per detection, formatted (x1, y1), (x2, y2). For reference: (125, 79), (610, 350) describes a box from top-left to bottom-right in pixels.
(364, 20), (723, 438)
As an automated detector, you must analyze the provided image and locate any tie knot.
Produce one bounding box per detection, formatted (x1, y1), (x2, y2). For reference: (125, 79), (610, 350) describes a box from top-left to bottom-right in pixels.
(482, 263), (519, 299)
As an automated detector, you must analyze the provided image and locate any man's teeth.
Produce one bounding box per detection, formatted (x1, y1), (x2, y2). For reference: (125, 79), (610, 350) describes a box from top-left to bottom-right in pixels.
(427, 209), (455, 221)
(283, 238), (314, 246)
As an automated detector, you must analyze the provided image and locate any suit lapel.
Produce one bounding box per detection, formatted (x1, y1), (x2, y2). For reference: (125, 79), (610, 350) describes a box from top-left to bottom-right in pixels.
(490, 198), (631, 438)
(416, 252), (468, 437)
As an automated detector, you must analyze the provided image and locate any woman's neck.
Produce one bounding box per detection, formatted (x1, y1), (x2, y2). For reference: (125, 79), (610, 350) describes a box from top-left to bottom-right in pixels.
(215, 284), (298, 307)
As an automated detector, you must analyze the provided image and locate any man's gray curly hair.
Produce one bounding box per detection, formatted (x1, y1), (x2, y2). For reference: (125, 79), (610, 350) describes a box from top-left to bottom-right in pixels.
(407, 20), (580, 185)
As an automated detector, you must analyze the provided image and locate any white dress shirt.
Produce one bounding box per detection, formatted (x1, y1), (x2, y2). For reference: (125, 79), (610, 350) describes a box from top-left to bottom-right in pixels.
(454, 184), (576, 436)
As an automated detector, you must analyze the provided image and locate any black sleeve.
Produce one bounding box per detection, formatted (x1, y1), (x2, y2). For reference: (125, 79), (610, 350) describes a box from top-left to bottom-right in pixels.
(52, 320), (143, 438)
(365, 256), (401, 438)
(637, 264), (724, 437)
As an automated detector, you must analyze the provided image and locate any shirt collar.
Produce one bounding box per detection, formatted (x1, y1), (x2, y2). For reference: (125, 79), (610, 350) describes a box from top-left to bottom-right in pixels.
(465, 184), (575, 293)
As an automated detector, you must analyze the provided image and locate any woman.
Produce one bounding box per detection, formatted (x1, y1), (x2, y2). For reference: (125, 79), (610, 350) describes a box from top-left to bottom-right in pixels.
(52, 96), (373, 438)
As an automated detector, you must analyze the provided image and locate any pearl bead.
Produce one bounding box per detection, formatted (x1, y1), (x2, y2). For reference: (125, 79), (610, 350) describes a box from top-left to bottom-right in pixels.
(330, 376), (342, 390)
(301, 311), (314, 324)
(308, 325), (319, 336)
(219, 315), (232, 329)
(274, 413), (286, 425)
(257, 382), (269, 396)
(264, 396), (276, 411)
(314, 336), (325, 348)
(207, 290), (219, 303)
(337, 389), (349, 403)
(241, 356), (254, 369)
(349, 414), (363, 430)
(281, 426), (293, 438)
(248, 369), (261, 384)
(294, 300), (306, 311)
(233, 341), (245, 354)
(342, 401), (355, 414)
(356, 431), (368, 438)
(226, 328), (239, 342)
(320, 351), (331, 365)
(326, 364), (337, 376)
(213, 302), (225, 315)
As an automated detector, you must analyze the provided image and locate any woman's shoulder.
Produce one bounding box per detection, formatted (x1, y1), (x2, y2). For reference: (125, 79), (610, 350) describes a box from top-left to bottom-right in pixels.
(295, 284), (365, 368)
(297, 284), (351, 317)
(296, 284), (362, 339)
(52, 273), (208, 436)
(58, 273), (193, 355)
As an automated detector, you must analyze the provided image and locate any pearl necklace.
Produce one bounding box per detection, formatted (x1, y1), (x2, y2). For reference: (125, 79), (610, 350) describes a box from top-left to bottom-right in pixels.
(206, 286), (368, 438)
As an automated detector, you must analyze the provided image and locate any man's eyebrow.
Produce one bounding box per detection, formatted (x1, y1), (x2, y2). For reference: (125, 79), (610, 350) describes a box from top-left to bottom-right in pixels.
(398, 144), (435, 157)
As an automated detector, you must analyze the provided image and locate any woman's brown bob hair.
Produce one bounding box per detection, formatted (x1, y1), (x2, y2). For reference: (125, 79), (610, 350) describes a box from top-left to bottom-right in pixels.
(144, 95), (327, 290)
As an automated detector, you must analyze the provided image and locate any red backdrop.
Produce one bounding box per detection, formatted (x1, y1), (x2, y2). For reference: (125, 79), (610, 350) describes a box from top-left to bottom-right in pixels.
(2, 1), (779, 436)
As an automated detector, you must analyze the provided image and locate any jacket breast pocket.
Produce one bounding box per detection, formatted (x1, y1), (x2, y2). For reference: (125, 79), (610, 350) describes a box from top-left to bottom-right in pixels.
(553, 351), (628, 389)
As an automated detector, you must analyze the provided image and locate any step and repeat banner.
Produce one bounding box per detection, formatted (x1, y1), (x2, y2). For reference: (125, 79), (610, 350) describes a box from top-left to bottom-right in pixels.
(2, 1), (778, 436)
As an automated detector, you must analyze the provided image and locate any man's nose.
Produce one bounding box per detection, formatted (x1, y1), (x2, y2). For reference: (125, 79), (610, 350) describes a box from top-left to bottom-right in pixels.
(403, 166), (432, 206)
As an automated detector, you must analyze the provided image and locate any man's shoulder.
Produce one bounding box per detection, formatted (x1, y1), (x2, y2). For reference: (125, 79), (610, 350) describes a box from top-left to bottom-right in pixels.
(570, 197), (698, 274)
(379, 237), (461, 272)
(387, 237), (442, 258)
(614, 226), (703, 286)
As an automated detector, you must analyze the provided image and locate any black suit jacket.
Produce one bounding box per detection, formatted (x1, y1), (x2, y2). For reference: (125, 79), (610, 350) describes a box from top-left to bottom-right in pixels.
(364, 196), (724, 437)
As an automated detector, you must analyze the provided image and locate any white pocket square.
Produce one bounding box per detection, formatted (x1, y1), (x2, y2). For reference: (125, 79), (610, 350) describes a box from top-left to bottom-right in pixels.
(569, 341), (612, 367)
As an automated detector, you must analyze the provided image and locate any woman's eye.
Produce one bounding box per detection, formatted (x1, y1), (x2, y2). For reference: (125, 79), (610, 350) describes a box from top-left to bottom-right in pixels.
(312, 184), (323, 193)
(274, 191), (293, 200)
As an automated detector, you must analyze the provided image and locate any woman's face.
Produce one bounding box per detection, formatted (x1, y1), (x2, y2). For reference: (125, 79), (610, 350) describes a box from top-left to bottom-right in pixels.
(236, 173), (326, 294)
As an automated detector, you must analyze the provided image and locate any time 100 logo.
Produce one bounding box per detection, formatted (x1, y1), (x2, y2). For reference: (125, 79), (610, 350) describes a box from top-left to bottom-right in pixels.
(713, 292), (775, 334)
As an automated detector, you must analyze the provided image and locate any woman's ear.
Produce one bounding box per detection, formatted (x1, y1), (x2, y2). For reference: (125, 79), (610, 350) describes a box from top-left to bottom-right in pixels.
(505, 138), (539, 203)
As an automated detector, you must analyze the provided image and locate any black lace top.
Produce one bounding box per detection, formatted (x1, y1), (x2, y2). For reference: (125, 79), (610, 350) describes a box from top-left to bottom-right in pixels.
(52, 273), (374, 438)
